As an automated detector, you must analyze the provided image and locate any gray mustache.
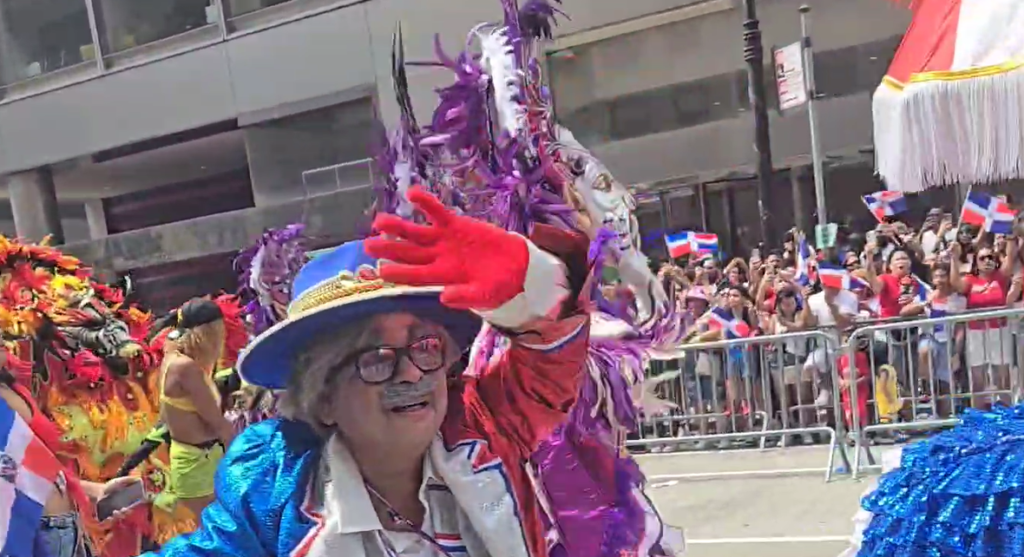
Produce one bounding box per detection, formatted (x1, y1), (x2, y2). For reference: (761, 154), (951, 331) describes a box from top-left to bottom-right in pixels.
(381, 373), (439, 407)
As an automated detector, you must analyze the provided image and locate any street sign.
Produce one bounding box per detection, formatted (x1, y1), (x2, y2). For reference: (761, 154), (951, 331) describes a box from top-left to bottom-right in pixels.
(773, 41), (807, 111)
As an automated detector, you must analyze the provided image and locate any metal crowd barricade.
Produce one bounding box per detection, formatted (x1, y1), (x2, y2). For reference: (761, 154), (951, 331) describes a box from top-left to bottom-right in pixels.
(634, 329), (850, 482)
(844, 307), (1024, 478)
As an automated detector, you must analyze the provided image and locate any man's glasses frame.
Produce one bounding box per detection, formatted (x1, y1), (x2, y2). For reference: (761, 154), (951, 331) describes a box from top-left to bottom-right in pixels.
(340, 334), (447, 384)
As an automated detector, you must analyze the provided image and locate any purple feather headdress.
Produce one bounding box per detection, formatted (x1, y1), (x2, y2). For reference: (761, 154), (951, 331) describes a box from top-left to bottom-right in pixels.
(234, 224), (308, 336)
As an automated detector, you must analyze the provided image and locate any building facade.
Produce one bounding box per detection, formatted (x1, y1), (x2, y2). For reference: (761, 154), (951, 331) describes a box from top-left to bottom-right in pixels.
(0, 0), (913, 308)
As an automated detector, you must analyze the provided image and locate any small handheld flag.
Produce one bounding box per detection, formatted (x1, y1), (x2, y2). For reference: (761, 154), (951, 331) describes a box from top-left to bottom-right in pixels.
(818, 264), (868, 291)
(961, 191), (1016, 235)
(707, 307), (752, 339)
(862, 191), (908, 223)
(911, 275), (931, 303)
(664, 231), (719, 259)
(0, 398), (62, 557)
(793, 235), (816, 286)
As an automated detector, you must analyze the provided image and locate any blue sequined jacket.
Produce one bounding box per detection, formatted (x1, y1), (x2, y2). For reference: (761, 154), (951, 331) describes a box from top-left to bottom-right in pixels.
(152, 419), (325, 557)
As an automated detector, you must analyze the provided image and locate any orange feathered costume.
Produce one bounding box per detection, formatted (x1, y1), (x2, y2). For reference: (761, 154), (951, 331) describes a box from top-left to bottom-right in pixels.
(0, 236), (245, 556)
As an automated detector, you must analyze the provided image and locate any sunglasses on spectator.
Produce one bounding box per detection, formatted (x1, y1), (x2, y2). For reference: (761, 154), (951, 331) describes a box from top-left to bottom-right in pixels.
(978, 254), (996, 262)
(340, 335), (447, 384)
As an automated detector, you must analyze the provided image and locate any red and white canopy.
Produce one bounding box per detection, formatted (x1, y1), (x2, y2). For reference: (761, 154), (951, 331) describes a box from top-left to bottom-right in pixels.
(874, 0), (1024, 192)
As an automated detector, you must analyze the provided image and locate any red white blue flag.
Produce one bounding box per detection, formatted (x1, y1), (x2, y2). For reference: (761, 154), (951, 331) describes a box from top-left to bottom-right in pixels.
(707, 307), (752, 339)
(0, 397), (62, 557)
(862, 191), (908, 222)
(818, 264), (868, 291)
(793, 235), (817, 286)
(664, 231), (719, 259)
(961, 191), (1016, 235)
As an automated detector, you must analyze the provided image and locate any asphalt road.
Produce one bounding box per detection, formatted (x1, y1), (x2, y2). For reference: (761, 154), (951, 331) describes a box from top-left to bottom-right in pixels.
(637, 445), (896, 557)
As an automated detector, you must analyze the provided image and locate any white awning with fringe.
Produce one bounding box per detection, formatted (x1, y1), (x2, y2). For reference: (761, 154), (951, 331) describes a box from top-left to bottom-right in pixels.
(874, 0), (1024, 193)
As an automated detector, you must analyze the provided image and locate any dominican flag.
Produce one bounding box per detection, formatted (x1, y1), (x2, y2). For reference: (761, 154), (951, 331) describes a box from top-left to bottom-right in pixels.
(911, 275), (932, 303)
(793, 235), (817, 287)
(874, 0), (1024, 192)
(707, 307), (752, 339)
(0, 398), (62, 557)
(664, 231), (718, 259)
(862, 191), (908, 222)
(960, 191), (1016, 235)
(928, 294), (966, 336)
(818, 264), (868, 291)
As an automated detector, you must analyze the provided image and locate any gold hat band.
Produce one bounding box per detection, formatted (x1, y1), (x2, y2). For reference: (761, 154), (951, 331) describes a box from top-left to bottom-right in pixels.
(288, 275), (389, 317)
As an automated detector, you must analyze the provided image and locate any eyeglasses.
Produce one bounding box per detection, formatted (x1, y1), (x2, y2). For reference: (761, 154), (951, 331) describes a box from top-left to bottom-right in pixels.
(342, 335), (447, 384)
(978, 254), (996, 262)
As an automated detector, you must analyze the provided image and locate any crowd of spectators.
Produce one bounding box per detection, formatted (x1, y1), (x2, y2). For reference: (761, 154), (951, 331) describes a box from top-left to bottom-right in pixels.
(640, 208), (1024, 452)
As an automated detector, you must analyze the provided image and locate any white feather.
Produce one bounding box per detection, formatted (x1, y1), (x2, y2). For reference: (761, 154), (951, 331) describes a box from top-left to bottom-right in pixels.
(393, 159), (414, 218)
(639, 370), (682, 416)
(249, 245), (266, 293)
(476, 25), (525, 137)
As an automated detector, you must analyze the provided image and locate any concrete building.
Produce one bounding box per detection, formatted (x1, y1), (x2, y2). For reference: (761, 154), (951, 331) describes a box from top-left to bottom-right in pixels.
(0, 0), (914, 308)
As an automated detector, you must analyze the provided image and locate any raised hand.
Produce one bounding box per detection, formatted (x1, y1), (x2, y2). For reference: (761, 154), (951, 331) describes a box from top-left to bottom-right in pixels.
(364, 187), (530, 311)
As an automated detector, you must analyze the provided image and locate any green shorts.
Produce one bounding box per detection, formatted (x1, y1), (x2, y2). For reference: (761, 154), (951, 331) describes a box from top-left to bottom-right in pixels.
(168, 441), (223, 500)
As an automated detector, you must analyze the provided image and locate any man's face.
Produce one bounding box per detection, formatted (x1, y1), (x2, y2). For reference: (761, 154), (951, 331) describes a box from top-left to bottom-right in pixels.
(323, 313), (453, 457)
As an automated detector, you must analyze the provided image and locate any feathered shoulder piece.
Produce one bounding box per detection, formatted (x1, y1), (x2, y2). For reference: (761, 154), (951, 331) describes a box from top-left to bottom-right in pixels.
(234, 225), (308, 336)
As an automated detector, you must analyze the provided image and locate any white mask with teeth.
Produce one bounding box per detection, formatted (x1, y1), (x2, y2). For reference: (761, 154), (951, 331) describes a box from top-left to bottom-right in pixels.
(554, 126), (665, 322)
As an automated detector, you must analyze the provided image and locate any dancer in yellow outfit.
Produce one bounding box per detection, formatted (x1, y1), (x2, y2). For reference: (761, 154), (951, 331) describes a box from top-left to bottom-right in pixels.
(156, 299), (235, 519)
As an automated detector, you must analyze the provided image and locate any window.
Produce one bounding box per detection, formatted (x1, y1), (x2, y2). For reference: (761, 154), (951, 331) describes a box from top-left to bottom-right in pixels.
(223, 0), (291, 19)
(92, 0), (214, 55)
(550, 34), (902, 144)
(0, 0), (94, 86)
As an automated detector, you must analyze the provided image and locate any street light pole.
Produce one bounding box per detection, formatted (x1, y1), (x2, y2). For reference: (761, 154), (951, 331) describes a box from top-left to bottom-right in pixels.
(800, 5), (827, 227)
(742, 0), (776, 247)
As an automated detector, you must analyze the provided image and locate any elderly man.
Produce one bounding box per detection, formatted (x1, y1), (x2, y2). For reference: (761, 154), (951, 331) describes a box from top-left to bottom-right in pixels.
(152, 187), (593, 557)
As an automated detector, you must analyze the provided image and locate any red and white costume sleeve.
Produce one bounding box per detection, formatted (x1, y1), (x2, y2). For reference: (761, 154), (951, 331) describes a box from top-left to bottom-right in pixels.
(437, 225), (591, 557)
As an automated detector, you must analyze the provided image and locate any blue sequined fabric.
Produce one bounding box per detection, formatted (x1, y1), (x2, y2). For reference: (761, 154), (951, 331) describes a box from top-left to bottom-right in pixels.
(147, 419), (323, 557)
(859, 404), (1024, 556)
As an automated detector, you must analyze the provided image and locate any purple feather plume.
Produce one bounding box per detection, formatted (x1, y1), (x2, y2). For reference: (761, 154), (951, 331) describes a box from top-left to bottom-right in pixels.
(234, 224), (308, 336)
(518, 0), (566, 40)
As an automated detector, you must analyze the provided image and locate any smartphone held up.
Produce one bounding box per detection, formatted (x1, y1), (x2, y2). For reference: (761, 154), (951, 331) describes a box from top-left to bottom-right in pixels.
(96, 478), (147, 522)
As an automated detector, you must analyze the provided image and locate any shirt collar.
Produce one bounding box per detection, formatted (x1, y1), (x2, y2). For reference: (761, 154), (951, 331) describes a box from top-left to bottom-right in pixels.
(322, 434), (442, 535)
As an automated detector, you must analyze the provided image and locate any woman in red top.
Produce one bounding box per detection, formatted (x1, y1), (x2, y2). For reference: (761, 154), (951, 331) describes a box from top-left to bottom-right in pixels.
(949, 240), (1017, 408)
(863, 245), (918, 390)
(863, 246), (915, 320)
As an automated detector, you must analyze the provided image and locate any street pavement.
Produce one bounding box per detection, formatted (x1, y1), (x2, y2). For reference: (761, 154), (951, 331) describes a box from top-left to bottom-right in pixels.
(637, 445), (898, 557)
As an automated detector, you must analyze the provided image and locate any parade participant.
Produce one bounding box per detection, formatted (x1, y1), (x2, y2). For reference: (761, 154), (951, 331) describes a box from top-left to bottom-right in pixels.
(151, 299), (235, 519)
(367, 1), (684, 553)
(222, 224), (310, 431)
(0, 353), (139, 557)
(0, 236), (177, 556)
(150, 186), (603, 557)
(845, 401), (1024, 556)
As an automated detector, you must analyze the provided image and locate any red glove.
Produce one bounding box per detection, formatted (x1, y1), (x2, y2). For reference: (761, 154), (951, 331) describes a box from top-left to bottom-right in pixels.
(364, 187), (530, 311)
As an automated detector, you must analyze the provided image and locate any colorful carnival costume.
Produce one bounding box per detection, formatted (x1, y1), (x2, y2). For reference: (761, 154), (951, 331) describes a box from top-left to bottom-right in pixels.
(150, 182), (678, 557)
(152, 1), (685, 555)
(843, 405), (1024, 556)
(369, 2), (684, 555)
(150, 1), (684, 555)
(0, 237), (163, 556)
(221, 225), (309, 431)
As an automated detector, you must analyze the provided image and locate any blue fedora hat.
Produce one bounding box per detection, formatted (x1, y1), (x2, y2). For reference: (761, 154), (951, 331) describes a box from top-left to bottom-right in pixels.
(236, 239), (482, 390)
